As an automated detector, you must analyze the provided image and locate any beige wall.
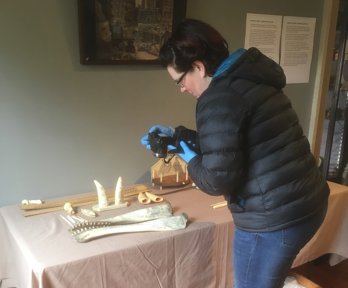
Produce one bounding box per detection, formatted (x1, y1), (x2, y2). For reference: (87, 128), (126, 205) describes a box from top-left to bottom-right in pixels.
(0, 0), (324, 205)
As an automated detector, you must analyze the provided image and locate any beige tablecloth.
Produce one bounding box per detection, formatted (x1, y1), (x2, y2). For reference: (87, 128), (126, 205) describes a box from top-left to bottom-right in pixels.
(0, 182), (347, 288)
(292, 181), (348, 266)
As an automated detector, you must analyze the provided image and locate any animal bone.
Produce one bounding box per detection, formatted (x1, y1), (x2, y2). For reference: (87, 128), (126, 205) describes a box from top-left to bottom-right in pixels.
(145, 192), (163, 203)
(98, 202), (173, 224)
(81, 208), (97, 218)
(70, 213), (188, 243)
(92, 177), (129, 211)
(114, 176), (126, 205)
(64, 202), (75, 215)
(94, 180), (108, 208)
(21, 199), (43, 205)
(137, 192), (164, 205)
(138, 192), (151, 204)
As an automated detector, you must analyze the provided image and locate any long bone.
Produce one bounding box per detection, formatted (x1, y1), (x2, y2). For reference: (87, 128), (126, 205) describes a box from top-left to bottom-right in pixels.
(101, 202), (173, 224)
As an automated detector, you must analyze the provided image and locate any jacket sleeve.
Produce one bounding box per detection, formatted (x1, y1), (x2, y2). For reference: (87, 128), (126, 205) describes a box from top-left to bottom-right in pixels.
(188, 150), (244, 197)
(174, 126), (201, 154)
(186, 95), (247, 197)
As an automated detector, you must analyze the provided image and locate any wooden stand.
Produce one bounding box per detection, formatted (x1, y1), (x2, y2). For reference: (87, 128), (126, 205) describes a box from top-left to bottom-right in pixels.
(151, 155), (191, 189)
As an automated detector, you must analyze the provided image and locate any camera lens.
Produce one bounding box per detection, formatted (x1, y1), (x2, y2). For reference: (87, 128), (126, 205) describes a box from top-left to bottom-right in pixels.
(148, 132), (171, 158)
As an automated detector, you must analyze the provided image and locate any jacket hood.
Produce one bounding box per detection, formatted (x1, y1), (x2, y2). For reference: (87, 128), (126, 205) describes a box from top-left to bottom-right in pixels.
(214, 47), (286, 90)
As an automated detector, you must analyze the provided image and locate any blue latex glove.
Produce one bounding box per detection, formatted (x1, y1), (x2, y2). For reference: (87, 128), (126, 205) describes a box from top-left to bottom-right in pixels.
(140, 125), (174, 150)
(178, 141), (197, 163)
(140, 134), (151, 150)
(149, 125), (174, 137)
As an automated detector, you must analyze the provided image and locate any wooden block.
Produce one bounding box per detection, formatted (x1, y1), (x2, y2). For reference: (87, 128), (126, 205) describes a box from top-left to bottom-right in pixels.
(290, 272), (322, 288)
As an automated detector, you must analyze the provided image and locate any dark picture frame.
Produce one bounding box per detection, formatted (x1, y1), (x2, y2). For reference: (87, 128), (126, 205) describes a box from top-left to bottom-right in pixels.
(77, 0), (187, 65)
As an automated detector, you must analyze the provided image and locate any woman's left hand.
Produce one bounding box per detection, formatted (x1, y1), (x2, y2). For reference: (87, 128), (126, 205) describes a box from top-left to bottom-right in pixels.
(178, 141), (197, 163)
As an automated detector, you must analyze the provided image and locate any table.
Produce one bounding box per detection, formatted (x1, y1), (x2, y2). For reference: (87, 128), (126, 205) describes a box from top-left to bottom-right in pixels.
(0, 182), (347, 288)
(0, 187), (233, 288)
(292, 181), (348, 266)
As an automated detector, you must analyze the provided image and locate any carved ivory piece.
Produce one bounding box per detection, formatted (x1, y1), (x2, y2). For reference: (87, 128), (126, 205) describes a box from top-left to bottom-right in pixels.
(92, 177), (129, 212)
(70, 213), (188, 243)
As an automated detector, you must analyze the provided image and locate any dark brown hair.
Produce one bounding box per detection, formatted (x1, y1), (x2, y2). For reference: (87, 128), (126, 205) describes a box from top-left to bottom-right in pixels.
(159, 19), (229, 76)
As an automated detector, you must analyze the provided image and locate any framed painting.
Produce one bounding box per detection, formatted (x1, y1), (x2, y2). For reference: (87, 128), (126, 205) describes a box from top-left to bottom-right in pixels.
(77, 0), (187, 65)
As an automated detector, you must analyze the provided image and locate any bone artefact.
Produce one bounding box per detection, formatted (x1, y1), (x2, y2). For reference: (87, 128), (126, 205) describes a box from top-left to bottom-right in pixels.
(69, 203), (188, 242)
(114, 176), (128, 207)
(70, 203), (175, 241)
(64, 202), (76, 215)
(80, 208), (97, 218)
(93, 180), (108, 209)
(137, 191), (164, 204)
(145, 192), (163, 202)
(21, 199), (43, 205)
(92, 177), (129, 212)
(20, 184), (149, 217)
(70, 213), (188, 243)
(138, 192), (151, 204)
(96, 202), (173, 224)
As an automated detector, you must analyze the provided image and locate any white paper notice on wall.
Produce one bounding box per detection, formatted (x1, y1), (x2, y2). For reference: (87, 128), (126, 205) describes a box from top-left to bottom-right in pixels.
(280, 16), (316, 84)
(244, 13), (282, 63)
(245, 13), (316, 84)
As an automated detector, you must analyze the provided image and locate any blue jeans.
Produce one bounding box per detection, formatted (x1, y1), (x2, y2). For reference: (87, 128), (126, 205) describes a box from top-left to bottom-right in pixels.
(233, 207), (326, 288)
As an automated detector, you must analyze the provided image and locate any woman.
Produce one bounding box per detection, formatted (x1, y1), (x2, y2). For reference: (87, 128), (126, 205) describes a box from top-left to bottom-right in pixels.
(141, 19), (329, 288)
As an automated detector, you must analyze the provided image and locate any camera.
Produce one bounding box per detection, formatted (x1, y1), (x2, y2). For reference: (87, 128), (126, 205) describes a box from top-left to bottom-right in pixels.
(148, 132), (175, 158)
(148, 126), (199, 158)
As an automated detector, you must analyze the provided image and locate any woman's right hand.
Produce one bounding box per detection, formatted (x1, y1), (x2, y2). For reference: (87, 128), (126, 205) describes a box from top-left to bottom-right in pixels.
(140, 125), (174, 150)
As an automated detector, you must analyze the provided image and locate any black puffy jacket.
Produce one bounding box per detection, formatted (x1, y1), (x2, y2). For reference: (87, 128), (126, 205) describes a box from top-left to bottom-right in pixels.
(188, 47), (329, 231)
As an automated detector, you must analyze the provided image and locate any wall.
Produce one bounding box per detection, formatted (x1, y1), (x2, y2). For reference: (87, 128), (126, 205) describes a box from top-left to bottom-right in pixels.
(187, 0), (324, 134)
(0, 0), (324, 206)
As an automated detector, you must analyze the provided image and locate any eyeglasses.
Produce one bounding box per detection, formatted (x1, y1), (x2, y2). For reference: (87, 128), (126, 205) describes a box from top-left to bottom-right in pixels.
(175, 70), (190, 88)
